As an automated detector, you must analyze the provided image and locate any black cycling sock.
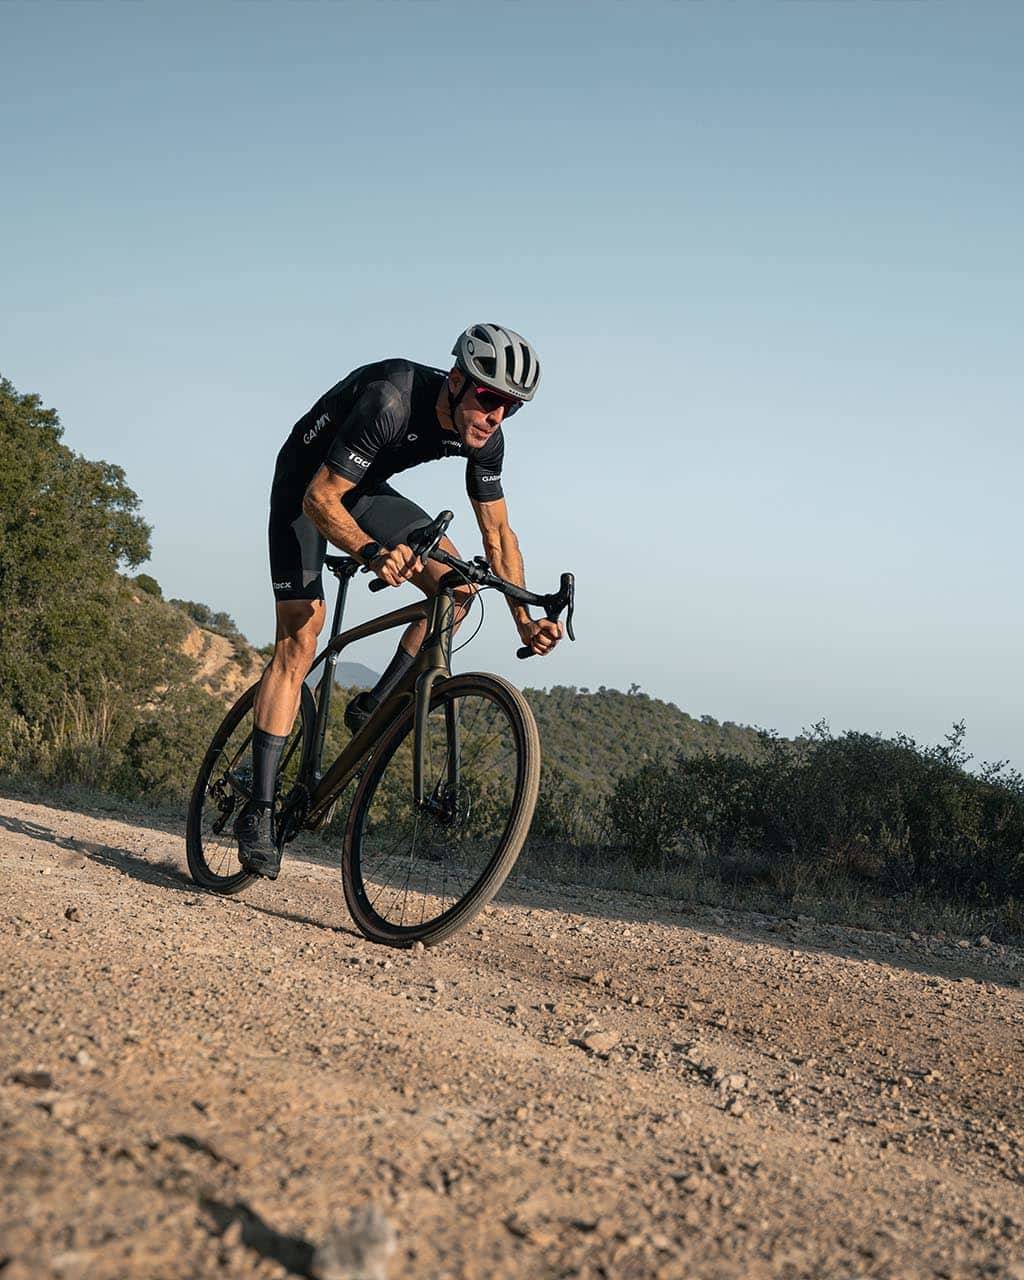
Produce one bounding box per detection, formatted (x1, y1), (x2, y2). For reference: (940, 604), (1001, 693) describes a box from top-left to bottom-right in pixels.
(252, 728), (289, 806)
(366, 646), (416, 708)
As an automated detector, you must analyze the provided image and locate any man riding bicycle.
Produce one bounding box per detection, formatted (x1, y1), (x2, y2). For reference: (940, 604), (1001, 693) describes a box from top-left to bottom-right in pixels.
(236, 323), (563, 877)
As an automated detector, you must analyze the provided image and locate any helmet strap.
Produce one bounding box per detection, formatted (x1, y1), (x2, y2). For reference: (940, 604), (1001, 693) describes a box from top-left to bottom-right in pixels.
(447, 371), (470, 425)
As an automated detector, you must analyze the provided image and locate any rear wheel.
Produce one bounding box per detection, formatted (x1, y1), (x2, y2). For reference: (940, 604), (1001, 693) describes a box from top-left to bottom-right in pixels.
(341, 673), (540, 946)
(186, 681), (315, 893)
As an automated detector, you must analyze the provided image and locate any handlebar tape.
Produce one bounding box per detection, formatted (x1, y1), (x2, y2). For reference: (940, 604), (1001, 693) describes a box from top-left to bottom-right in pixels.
(516, 646), (533, 659)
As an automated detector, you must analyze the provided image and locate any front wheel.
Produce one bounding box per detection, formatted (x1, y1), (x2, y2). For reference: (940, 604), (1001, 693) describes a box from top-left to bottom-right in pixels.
(341, 673), (540, 947)
(186, 680), (315, 893)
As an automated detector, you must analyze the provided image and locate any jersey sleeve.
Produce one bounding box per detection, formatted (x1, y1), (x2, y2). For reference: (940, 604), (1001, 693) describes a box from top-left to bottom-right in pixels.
(466, 428), (505, 502)
(324, 378), (406, 483)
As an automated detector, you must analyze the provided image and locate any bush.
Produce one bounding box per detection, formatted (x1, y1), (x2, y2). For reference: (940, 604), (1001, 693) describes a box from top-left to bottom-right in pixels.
(169, 599), (245, 644)
(118, 685), (224, 802)
(530, 762), (605, 850)
(604, 722), (1024, 907)
(133, 573), (163, 598)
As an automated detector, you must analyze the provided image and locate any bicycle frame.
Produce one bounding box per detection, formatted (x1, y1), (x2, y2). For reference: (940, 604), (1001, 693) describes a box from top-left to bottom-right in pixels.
(297, 560), (462, 830)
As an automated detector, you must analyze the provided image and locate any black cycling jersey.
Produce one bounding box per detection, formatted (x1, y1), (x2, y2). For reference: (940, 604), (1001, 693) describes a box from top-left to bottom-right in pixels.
(271, 358), (504, 509)
(267, 358), (506, 603)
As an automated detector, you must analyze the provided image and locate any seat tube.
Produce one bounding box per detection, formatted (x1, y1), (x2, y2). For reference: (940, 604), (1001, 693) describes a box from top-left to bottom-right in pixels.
(312, 572), (352, 780)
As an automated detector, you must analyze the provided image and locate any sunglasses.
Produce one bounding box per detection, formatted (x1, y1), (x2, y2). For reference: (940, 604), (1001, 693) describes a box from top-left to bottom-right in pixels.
(470, 385), (523, 417)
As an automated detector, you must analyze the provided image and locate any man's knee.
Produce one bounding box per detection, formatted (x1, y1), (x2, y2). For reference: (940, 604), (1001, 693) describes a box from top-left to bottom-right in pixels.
(272, 600), (324, 673)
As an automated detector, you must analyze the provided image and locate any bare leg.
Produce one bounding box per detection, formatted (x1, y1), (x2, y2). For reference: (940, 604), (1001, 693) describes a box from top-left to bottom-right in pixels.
(254, 599), (326, 735)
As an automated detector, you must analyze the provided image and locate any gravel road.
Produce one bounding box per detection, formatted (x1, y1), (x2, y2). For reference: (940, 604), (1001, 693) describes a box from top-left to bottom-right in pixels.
(2, 792), (1023, 1279)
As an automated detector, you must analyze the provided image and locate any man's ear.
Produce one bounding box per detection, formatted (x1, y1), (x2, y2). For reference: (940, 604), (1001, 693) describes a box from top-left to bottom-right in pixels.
(448, 367), (464, 393)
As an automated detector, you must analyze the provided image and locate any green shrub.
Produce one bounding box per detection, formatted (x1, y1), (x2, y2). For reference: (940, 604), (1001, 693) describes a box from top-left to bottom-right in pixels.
(133, 573), (163, 598)
(604, 722), (1024, 907)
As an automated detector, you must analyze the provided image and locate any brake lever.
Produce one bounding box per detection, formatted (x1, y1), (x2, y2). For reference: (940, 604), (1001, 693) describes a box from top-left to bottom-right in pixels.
(516, 571), (576, 659)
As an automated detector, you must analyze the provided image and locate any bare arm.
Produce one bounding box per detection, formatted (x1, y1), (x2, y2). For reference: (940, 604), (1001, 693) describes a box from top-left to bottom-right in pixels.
(303, 466), (373, 558)
(303, 466), (420, 583)
(472, 497), (562, 655)
(472, 497), (529, 625)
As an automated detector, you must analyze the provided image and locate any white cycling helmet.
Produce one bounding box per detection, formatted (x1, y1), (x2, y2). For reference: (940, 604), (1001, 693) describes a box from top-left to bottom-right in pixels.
(451, 323), (541, 403)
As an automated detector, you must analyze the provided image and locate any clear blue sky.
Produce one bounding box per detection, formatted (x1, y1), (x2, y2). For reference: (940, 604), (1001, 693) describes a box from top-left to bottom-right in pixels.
(3, 2), (1022, 766)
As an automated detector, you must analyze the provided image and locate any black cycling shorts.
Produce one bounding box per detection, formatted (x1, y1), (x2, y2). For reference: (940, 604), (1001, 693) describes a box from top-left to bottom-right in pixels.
(268, 482), (432, 603)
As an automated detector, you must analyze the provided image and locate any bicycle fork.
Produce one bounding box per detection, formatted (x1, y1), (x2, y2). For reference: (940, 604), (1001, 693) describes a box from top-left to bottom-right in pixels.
(412, 585), (459, 809)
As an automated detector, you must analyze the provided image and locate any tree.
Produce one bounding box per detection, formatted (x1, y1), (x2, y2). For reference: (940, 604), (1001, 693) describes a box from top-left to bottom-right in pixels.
(0, 374), (184, 733)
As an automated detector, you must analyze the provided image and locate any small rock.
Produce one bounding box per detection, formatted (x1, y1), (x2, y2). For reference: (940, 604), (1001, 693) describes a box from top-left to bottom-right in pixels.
(581, 1030), (620, 1055)
(11, 1069), (54, 1090)
(977, 935), (992, 948)
(50, 1250), (94, 1280)
(64, 905), (81, 922)
(50, 1096), (79, 1123)
(587, 970), (609, 986)
(313, 1205), (396, 1280)
(723, 1073), (747, 1093)
(412, 942), (425, 955)
(726, 1098), (746, 1117)
(74, 1049), (93, 1068)
(956, 939), (971, 949)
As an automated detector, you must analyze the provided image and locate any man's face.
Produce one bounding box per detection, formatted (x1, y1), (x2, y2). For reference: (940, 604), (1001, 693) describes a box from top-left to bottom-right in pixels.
(451, 373), (519, 448)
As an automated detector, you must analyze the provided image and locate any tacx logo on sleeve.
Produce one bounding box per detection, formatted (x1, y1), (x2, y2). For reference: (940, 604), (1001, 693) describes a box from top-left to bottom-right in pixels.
(347, 451), (370, 468)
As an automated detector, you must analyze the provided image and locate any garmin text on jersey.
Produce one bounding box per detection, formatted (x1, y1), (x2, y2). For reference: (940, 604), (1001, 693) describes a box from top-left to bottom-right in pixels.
(303, 413), (330, 445)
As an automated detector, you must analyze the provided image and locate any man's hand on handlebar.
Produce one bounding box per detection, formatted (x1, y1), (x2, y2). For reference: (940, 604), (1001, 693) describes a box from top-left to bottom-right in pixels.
(371, 544), (423, 588)
(517, 617), (563, 657)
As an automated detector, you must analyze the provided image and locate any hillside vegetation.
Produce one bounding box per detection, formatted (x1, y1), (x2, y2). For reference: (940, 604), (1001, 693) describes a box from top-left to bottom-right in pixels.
(523, 684), (764, 792)
(4, 372), (1024, 939)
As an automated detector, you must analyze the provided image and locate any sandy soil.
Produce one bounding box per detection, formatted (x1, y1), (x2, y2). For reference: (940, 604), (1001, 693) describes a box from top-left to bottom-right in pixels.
(2, 791), (1023, 1280)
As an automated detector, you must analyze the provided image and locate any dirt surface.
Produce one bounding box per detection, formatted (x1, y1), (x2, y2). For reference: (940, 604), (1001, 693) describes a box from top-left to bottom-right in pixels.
(2, 791), (1024, 1280)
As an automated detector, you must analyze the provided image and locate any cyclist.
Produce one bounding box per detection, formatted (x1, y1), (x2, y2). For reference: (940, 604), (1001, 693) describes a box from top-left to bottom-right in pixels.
(235, 323), (564, 877)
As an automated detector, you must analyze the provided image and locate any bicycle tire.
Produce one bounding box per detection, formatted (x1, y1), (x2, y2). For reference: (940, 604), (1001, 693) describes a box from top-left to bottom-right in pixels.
(341, 672), (540, 947)
(185, 680), (316, 894)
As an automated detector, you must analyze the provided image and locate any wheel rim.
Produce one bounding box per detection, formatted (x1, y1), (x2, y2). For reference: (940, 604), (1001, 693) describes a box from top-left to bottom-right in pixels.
(349, 685), (526, 934)
(193, 701), (307, 885)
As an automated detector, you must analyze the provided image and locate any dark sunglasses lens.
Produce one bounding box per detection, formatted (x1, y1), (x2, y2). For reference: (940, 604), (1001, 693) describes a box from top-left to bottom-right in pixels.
(475, 387), (522, 416)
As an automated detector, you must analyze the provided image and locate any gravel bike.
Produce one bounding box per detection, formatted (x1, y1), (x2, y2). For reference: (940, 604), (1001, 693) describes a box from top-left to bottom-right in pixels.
(185, 511), (575, 947)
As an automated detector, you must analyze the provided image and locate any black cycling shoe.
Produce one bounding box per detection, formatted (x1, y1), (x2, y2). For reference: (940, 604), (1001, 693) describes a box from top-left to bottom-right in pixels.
(234, 802), (282, 879)
(344, 691), (377, 735)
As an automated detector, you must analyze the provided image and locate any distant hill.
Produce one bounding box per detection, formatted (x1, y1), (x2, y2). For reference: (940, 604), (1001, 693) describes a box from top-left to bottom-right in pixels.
(522, 684), (768, 793)
(335, 661), (379, 688)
